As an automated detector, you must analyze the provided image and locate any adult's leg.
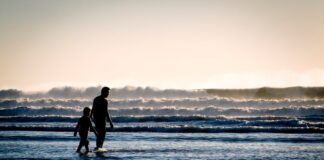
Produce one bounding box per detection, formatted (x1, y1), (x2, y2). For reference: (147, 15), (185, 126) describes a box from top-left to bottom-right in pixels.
(101, 128), (106, 147)
(95, 122), (106, 148)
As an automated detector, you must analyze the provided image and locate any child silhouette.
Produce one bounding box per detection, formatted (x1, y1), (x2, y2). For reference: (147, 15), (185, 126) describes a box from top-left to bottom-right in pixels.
(74, 107), (98, 153)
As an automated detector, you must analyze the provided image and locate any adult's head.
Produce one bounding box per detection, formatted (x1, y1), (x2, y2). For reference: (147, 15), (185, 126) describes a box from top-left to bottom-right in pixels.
(101, 87), (110, 98)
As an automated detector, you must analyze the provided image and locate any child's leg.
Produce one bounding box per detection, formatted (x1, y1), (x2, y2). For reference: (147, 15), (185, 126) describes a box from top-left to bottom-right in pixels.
(85, 139), (90, 152)
(76, 141), (83, 152)
(77, 136), (87, 152)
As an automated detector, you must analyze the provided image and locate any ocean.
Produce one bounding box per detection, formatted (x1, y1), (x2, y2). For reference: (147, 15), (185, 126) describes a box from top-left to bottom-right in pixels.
(0, 87), (323, 159)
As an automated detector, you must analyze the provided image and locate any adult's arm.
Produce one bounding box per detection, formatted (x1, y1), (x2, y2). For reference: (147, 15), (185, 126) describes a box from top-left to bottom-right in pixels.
(90, 99), (96, 120)
(107, 108), (114, 129)
(88, 117), (98, 136)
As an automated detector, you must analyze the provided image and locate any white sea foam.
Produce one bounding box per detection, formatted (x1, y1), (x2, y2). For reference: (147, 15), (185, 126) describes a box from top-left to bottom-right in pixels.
(1, 97), (323, 109)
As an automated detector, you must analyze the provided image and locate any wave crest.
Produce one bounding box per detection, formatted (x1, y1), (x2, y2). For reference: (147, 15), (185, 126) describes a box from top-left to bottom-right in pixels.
(1, 105), (323, 117)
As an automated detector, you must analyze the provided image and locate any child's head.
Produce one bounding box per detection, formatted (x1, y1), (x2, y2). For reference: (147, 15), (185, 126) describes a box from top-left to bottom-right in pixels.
(83, 107), (91, 116)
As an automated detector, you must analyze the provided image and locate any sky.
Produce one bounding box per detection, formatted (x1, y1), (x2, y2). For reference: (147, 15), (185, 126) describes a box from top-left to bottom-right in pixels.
(0, 0), (324, 91)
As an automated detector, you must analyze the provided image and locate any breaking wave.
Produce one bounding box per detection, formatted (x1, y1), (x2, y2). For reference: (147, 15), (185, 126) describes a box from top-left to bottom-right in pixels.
(1, 86), (323, 133)
(0, 86), (208, 99)
(1, 105), (323, 117)
(1, 97), (323, 108)
(0, 115), (323, 128)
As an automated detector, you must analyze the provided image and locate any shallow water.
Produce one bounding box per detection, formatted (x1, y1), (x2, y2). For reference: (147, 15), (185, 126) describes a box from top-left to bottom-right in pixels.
(0, 131), (323, 159)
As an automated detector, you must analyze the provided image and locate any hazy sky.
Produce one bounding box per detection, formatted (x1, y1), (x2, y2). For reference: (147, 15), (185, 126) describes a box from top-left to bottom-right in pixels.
(0, 0), (324, 90)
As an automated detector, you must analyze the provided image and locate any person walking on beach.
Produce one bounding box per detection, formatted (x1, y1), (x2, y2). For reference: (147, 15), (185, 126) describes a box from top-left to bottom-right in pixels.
(90, 87), (114, 150)
(74, 107), (98, 153)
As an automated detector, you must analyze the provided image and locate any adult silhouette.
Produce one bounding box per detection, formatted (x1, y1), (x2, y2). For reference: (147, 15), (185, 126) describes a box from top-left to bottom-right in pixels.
(90, 87), (114, 149)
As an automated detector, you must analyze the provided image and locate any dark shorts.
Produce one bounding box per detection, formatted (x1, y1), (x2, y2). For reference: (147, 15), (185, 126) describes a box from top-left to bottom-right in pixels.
(94, 119), (106, 132)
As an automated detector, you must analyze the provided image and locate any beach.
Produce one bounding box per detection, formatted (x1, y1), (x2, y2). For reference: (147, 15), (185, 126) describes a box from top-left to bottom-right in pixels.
(0, 87), (324, 159)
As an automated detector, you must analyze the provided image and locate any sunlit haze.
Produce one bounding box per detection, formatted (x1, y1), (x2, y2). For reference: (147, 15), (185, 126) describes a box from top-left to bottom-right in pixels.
(1, 0), (324, 91)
